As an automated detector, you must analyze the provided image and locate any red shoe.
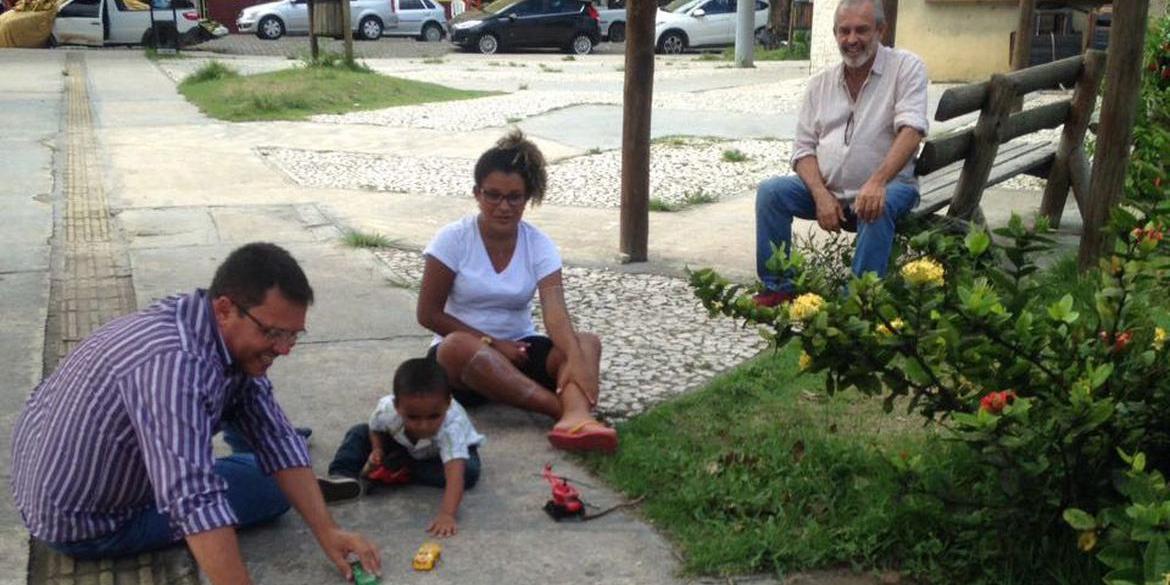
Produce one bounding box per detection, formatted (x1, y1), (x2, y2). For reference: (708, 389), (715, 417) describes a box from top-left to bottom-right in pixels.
(752, 290), (795, 308)
(367, 465), (411, 485)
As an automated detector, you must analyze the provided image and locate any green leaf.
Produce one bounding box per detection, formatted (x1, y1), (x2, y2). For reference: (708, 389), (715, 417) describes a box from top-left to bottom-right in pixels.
(965, 229), (991, 256)
(1064, 508), (1097, 530)
(1098, 543), (1140, 570)
(1143, 536), (1170, 582)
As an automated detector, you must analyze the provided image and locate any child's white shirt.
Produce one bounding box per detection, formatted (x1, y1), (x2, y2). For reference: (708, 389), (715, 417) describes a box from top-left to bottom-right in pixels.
(368, 396), (485, 463)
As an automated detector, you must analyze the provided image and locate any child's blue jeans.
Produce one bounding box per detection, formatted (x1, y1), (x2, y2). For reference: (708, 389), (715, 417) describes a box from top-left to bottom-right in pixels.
(755, 175), (920, 293)
(328, 423), (481, 489)
(47, 424), (290, 559)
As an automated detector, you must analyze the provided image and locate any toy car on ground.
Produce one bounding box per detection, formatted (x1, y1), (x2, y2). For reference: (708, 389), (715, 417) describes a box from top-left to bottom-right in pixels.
(412, 541), (442, 571)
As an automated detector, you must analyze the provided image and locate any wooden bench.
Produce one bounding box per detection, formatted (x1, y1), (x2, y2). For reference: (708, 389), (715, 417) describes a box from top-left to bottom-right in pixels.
(909, 50), (1107, 227)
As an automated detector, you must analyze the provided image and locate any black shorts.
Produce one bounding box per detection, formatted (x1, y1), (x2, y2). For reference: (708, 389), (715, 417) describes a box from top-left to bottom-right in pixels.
(426, 334), (557, 407)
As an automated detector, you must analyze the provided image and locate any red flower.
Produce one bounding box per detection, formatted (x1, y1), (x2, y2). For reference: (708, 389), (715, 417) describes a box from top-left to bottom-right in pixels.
(1156, 176), (1164, 189)
(980, 390), (1017, 415)
(1114, 331), (1133, 352)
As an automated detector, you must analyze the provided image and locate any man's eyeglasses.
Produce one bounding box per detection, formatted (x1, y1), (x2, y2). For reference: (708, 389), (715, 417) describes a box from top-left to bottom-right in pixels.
(844, 110), (856, 146)
(234, 301), (304, 346)
(478, 189), (528, 207)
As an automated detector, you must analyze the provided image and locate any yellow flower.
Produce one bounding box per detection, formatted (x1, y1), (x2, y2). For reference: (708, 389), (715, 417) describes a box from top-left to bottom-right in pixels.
(798, 351), (812, 371)
(876, 318), (905, 337)
(901, 258), (946, 287)
(1078, 530), (1097, 552)
(1155, 327), (1167, 352)
(788, 293), (826, 322)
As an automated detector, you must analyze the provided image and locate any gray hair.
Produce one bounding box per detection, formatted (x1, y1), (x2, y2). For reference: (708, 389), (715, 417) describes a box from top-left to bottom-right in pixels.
(835, 0), (885, 27)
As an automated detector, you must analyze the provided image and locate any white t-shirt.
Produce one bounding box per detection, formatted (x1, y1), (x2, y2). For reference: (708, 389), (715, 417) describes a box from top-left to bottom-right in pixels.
(423, 215), (562, 346)
(368, 395), (485, 463)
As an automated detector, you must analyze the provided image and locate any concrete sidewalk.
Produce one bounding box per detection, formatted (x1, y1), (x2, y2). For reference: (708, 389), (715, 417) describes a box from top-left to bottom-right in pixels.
(0, 47), (1080, 585)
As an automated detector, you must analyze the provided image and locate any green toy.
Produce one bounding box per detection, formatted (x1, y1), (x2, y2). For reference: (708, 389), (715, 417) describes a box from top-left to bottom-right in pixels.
(350, 560), (379, 585)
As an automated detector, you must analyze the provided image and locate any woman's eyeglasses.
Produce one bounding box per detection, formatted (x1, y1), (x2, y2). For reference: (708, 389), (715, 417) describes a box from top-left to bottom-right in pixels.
(478, 189), (528, 207)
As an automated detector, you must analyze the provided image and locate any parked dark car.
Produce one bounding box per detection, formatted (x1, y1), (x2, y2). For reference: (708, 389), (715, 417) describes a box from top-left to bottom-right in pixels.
(450, 0), (601, 54)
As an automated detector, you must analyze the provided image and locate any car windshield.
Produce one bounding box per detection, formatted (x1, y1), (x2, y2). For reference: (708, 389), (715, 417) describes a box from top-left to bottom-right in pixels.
(482, 0), (522, 13)
(662, 0), (701, 12)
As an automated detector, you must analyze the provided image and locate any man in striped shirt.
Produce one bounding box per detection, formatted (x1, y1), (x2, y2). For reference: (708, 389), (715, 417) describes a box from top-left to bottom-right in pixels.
(10, 242), (381, 583)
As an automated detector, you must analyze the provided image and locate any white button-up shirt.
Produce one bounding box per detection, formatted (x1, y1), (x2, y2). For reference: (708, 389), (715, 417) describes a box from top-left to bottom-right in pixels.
(791, 44), (929, 201)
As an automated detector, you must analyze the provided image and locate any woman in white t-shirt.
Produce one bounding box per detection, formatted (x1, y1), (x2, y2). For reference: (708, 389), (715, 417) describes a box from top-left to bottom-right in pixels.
(418, 131), (617, 454)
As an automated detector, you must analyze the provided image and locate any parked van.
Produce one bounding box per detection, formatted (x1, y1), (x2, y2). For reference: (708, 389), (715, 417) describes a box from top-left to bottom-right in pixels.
(52, 0), (218, 46)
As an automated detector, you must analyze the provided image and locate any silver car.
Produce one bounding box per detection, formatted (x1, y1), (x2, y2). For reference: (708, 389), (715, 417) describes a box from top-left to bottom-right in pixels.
(386, 0), (448, 41)
(237, 0), (399, 40)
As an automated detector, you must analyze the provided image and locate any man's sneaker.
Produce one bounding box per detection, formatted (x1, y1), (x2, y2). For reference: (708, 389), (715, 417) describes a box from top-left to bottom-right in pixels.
(318, 476), (362, 503)
(752, 290), (795, 308)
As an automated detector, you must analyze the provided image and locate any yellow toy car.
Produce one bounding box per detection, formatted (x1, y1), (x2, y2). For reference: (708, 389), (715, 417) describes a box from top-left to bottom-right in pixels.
(412, 542), (442, 571)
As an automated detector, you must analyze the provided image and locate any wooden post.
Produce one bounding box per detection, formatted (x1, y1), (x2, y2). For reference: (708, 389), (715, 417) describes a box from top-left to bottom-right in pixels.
(1077, 0), (1150, 270)
(1038, 49), (1104, 227)
(308, 0), (319, 61)
(945, 74), (1017, 221)
(1011, 0), (1034, 71)
(340, 0), (354, 63)
(620, 0), (656, 263)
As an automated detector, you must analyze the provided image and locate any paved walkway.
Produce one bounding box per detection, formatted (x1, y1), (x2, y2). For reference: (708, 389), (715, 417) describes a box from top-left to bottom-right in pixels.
(0, 47), (1078, 585)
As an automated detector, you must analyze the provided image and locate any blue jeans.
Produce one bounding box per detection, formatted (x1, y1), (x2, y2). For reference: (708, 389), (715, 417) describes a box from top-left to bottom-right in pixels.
(755, 175), (920, 292)
(328, 423), (481, 489)
(47, 428), (291, 559)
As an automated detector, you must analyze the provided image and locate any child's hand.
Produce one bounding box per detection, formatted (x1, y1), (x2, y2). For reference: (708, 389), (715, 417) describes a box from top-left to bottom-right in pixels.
(427, 513), (457, 538)
(368, 448), (383, 468)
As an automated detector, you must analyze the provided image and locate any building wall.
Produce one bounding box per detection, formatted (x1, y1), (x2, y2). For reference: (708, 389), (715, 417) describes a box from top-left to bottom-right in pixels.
(895, 1), (1019, 82)
(810, 0), (1021, 83)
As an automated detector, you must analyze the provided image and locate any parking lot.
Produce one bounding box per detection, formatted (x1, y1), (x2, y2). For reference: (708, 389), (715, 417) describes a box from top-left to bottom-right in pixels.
(195, 32), (627, 57)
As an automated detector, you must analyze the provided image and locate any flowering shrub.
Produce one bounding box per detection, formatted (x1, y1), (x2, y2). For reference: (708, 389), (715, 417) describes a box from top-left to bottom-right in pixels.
(690, 17), (1170, 580)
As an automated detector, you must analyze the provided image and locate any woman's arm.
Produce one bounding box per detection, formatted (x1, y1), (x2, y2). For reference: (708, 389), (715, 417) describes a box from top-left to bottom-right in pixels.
(417, 256), (486, 338)
(537, 271), (597, 401)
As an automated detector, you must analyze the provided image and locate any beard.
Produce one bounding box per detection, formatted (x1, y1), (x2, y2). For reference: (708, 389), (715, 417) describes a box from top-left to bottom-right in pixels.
(839, 37), (878, 68)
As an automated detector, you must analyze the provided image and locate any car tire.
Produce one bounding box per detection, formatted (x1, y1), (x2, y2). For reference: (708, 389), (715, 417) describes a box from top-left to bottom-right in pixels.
(657, 30), (685, 54)
(257, 15), (284, 40)
(420, 22), (443, 42)
(477, 33), (499, 54)
(359, 16), (383, 40)
(608, 21), (625, 43)
(569, 33), (593, 55)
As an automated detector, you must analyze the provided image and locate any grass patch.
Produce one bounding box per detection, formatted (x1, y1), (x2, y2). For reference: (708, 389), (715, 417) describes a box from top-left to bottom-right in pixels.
(341, 230), (395, 249)
(538, 64), (563, 73)
(582, 347), (942, 576)
(586, 147), (603, 155)
(179, 64), (492, 122)
(422, 57), (446, 64)
(652, 135), (692, 147)
(721, 148), (749, 163)
(506, 116), (522, 123)
(518, 83), (529, 90)
(649, 197), (678, 212)
(693, 52), (722, 61)
(681, 188), (717, 206)
(562, 55), (576, 61)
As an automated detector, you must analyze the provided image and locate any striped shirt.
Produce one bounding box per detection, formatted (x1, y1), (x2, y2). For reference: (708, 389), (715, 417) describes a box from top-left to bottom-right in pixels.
(10, 290), (311, 544)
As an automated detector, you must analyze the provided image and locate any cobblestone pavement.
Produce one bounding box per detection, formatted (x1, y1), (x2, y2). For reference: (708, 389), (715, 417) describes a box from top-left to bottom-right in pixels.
(260, 136), (793, 208)
(193, 32), (626, 58)
(30, 52), (199, 585)
(371, 247), (767, 422)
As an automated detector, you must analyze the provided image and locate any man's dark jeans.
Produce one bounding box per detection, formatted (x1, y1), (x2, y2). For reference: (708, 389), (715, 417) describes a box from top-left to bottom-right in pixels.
(47, 424), (289, 559)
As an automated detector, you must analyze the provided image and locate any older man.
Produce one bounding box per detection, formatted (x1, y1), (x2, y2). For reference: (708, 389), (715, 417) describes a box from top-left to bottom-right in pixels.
(754, 0), (928, 305)
(10, 243), (380, 584)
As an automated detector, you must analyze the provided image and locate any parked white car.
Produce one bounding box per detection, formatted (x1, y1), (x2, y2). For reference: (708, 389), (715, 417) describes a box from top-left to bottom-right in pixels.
(593, 0), (624, 42)
(237, 0), (399, 40)
(386, 0), (448, 41)
(654, 0), (767, 53)
(53, 0), (211, 46)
